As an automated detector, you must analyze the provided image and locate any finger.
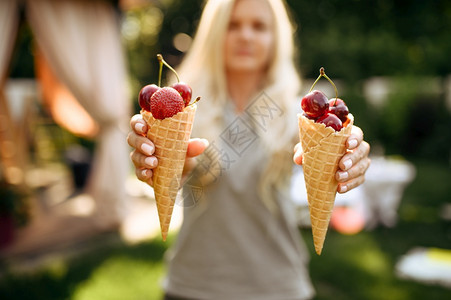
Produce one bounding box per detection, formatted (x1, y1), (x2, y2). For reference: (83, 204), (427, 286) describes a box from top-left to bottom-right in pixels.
(127, 132), (155, 156)
(337, 173), (366, 193)
(187, 138), (209, 158)
(293, 142), (301, 153)
(293, 144), (303, 165)
(183, 139), (209, 177)
(135, 168), (153, 187)
(347, 125), (364, 149)
(130, 114), (147, 136)
(336, 156), (371, 183)
(338, 140), (370, 171)
(130, 150), (158, 169)
(183, 157), (198, 178)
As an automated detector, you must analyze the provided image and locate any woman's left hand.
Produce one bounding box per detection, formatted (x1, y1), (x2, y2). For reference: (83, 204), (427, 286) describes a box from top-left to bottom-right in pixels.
(293, 125), (371, 193)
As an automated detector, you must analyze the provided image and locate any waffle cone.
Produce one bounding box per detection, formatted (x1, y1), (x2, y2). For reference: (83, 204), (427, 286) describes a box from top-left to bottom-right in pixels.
(298, 113), (354, 255)
(141, 104), (197, 241)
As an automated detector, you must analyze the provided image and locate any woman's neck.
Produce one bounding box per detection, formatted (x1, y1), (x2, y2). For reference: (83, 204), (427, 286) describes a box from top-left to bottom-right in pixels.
(226, 71), (265, 112)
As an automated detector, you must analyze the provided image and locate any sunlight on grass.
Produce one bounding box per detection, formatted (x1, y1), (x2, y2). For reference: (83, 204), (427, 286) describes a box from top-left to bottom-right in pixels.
(308, 231), (417, 300)
(343, 236), (390, 276)
(71, 253), (166, 300)
(46, 258), (69, 280)
(342, 236), (411, 300)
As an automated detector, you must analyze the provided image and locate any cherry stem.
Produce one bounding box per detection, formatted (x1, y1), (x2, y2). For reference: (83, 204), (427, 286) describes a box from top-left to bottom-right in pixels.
(308, 67), (339, 106)
(157, 55), (163, 87)
(309, 70), (323, 93)
(157, 54), (180, 83)
(189, 96), (201, 106)
(322, 70), (339, 105)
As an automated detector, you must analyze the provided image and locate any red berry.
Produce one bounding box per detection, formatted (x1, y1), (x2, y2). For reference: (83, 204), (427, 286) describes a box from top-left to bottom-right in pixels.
(328, 98), (349, 123)
(139, 84), (160, 112)
(302, 112), (318, 121)
(150, 87), (185, 119)
(317, 113), (343, 131)
(172, 82), (192, 107)
(301, 90), (329, 118)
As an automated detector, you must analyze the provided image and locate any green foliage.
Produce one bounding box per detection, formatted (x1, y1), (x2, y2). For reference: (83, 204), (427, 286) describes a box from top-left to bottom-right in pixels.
(9, 22), (35, 78)
(0, 181), (30, 227)
(287, 0), (451, 81)
(377, 77), (451, 161)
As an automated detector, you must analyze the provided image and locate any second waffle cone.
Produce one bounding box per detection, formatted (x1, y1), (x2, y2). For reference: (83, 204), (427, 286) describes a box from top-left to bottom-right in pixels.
(298, 113), (354, 255)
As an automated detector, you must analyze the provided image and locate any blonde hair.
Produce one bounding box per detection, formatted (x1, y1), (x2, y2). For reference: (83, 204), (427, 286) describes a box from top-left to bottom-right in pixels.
(177, 0), (302, 212)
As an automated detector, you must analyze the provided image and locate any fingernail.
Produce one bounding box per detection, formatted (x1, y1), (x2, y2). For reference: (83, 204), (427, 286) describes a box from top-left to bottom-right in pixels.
(339, 185), (348, 193)
(201, 139), (209, 147)
(296, 146), (303, 154)
(145, 157), (157, 167)
(294, 143), (301, 153)
(348, 139), (357, 149)
(141, 143), (154, 155)
(343, 159), (352, 170)
(135, 122), (144, 133)
(338, 171), (348, 180)
(294, 147), (303, 159)
(141, 169), (149, 177)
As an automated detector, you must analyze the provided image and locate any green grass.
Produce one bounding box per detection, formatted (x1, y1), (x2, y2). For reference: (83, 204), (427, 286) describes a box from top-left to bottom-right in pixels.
(0, 236), (173, 300)
(0, 159), (450, 299)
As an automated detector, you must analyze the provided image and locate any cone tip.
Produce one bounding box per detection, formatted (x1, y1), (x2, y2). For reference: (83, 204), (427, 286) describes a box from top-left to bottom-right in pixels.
(315, 247), (323, 255)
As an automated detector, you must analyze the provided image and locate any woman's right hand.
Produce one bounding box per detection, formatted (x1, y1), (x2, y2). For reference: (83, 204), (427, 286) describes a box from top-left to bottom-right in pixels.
(127, 114), (209, 186)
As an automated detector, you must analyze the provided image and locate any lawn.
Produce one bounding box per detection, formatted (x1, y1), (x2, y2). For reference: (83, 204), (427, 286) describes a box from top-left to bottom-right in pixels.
(0, 159), (450, 299)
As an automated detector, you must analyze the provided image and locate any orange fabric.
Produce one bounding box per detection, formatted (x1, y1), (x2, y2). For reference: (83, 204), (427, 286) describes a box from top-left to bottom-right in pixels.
(35, 49), (99, 138)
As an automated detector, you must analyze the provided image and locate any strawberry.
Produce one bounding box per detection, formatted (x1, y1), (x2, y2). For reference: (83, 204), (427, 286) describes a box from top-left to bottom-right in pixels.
(150, 87), (185, 120)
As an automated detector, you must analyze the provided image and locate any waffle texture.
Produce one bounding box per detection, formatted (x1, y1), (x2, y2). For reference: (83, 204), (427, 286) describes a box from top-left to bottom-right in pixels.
(142, 104), (197, 240)
(298, 114), (354, 255)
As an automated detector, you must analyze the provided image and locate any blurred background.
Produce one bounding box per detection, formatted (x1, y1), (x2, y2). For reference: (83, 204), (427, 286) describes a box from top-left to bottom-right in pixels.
(0, 0), (450, 299)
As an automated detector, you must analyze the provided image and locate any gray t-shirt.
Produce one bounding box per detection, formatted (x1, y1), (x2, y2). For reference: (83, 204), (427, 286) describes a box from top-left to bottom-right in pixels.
(164, 102), (315, 300)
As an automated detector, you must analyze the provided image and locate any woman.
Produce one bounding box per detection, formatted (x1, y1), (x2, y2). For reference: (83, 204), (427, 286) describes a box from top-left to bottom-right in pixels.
(128, 0), (371, 299)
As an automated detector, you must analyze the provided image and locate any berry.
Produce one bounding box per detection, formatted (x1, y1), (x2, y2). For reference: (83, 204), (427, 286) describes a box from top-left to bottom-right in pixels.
(317, 113), (343, 131)
(301, 90), (329, 118)
(328, 98), (349, 123)
(172, 82), (192, 107)
(138, 54), (196, 118)
(139, 84), (160, 111)
(300, 68), (351, 132)
(302, 112), (318, 121)
(150, 87), (185, 119)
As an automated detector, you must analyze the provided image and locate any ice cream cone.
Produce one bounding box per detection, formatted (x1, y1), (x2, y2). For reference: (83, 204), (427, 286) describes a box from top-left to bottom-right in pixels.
(141, 104), (197, 241)
(298, 113), (354, 255)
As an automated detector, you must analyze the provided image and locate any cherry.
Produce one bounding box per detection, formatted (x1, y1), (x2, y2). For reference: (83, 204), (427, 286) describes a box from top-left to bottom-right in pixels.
(172, 82), (192, 107)
(301, 90), (329, 118)
(139, 84), (160, 112)
(328, 98), (349, 122)
(301, 67), (350, 131)
(317, 113), (343, 131)
(302, 112), (318, 121)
